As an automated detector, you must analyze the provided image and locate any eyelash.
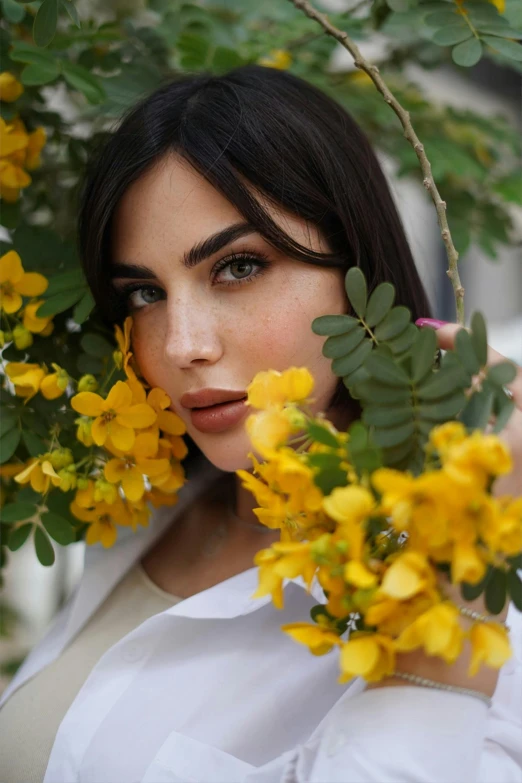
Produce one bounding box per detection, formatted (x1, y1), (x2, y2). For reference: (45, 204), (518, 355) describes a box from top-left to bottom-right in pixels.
(116, 251), (271, 311)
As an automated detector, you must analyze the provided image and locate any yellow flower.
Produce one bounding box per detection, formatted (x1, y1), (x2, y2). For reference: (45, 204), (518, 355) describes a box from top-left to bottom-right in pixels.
(22, 300), (54, 333)
(468, 622), (512, 676)
(14, 456), (60, 493)
(40, 364), (69, 400)
(488, 0), (505, 12)
(381, 552), (436, 601)
(246, 367), (314, 410)
(482, 497), (522, 557)
(323, 485), (375, 526)
(75, 416), (94, 446)
(5, 361), (46, 400)
(252, 541), (315, 609)
(245, 408), (292, 458)
(428, 421), (467, 457)
(365, 592), (436, 637)
(70, 497), (132, 548)
(0, 73), (24, 103)
(257, 49), (292, 70)
(12, 324), (33, 350)
(394, 602), (464, 663)
(0, 250), (48, 313)
(339, 633), (395, 683)
(344, 560), (378, 589)
(444, 431), (513, 489)
(71, 380), (157, 452)
(282, 622), (341, 656)
(25, 127), (46, 170)
(147, 387), (186, 435)
(451, 542), (486, 584)
(104, 454), (171, 503)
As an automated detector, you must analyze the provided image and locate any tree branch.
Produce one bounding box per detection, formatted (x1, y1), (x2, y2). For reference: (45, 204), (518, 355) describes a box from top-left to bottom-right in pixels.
(288, 0), (465, 324)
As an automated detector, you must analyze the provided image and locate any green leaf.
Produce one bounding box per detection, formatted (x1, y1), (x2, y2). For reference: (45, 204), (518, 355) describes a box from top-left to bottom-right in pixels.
(455, 328), (481, 376)
(8, 42), (57, 66)
(365, 354), (410, 387)
(470, 312), (488, 366)
(33, 0), (59, 47)
(418, 391), (466, 421)
(307, 453), (343, 471)
(1, 502), (37, 524)
(417, 366), (467, 401)
(22, 430), (46, 458)
(352, 380), (411, 404)
(8, 523), (33, 551)
(332, 340), (373, 377)
(73, 290), (95, 325)
(34, 526), (55, 566)
(493, 173), (522, 204)
(363, 405), (412, 428)
(461, 567), (492, 601)
(410, 326), (438, 384)
(323, 328), (365, 359)
(386, 324), (417, 355)
(36, 289), (84, 317)
(212, 46), (244, 71)
(507, 570), (522, 612)
(307, 421), (339, 448)
(0, 427), (21, 464)
(62, 0), (81, 28)
(373, 420), (415, 448)
(345, 267), (367, 319)
(80, 332), (114, 358)
(374, 307), (411, 341)
(342, 365), (371, 389)
(487, 362), (517, 387)
(44, 269), (86, 296)
(433, 27), (472, 46)
(365, 282), (395, 328)
(452, 37), (483, 66)
(0, 410), (17, 438)
(311, 314), (359, 336)
(21, 60), (60, 86)
(426, 10), (462, 26)
(41, 511), (75, 545)
(313, 467), (348, 495)
(460, 387), (495, 430)
(62, 62), (106, 104)
(477, 24), (522, 38)
(492, 395), (515, 434)
(2, 0), (25, 23)
(481, 35), (522, 60)
(76, 354), (104, 375)
(485, 568), (507, 614)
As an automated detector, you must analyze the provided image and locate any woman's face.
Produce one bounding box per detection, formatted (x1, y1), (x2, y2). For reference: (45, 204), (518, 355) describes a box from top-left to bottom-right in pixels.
(111, 153), (348, 472)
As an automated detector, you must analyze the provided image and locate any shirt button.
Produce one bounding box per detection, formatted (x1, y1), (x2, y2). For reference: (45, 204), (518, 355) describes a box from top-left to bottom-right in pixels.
(122, 643), (145, 662)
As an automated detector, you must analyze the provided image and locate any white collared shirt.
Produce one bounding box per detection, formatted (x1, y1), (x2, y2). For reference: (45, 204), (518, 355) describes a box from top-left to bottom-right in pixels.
(1, 460), (521, 783)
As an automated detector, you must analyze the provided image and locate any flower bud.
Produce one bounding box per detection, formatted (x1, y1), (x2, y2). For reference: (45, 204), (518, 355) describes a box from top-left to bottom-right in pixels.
(77, 476), (90, 490)
(75, 417), (93, 447)
(113, 350), (123, 369)
(78, 374), (98, 393)
(13, 324), (33, 350)
(284, 405), (307, 431)
(57, 466), (77, 492)
(49, 447), (74, 470)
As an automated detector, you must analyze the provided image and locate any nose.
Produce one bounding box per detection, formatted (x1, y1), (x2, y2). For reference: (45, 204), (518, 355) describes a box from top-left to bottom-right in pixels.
(163, 295), (223, 368)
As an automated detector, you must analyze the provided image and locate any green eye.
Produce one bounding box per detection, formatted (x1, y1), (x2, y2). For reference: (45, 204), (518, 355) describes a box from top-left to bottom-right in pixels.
(230, 261), (254, 279)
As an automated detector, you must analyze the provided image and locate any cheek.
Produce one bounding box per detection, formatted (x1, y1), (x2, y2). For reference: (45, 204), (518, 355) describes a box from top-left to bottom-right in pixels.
(130, 314), (165, 387)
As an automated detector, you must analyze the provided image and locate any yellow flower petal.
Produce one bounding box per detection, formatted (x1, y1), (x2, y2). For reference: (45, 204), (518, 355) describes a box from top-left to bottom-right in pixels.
(0, 73), (24, 103)
(0, 250), (23, 284)
(156, 409), (186, 435)
(16, 272), (48, 298)
(282, 622), (341, 655)
(121, 468), (145, 502)
(91, 417), (108, 446)
(1, 289), (22, 313)
(323, 485), (375, 525)
(105, 380), (132, 411)
(104, 458), (126, 484)
(71, 391), (105, 418)
(108, 420), (135, 452)
(116, 403), (157, 429)
(468, 622), (512, 676)
(344, 560), (377, 589)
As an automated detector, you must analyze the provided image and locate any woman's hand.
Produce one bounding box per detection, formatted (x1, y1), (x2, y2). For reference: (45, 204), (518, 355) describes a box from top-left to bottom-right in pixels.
(368, 320), (521, 698)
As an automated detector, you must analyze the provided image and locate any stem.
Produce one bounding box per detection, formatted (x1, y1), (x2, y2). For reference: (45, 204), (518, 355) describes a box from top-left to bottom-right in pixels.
(287, 0), (466, 325)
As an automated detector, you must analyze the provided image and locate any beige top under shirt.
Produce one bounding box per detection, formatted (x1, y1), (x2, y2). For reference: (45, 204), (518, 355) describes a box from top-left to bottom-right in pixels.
(0, 561), (182, 783)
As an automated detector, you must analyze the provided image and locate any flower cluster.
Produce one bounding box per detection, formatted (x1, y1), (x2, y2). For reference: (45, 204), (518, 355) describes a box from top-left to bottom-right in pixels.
(0, 250), (51, 353)
(238, 367), (521, 683)
(0, 73), (46, 203)
(1, 310), (187, 551)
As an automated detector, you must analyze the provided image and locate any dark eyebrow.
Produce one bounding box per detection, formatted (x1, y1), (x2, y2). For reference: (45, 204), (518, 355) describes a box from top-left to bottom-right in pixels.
(111, 221), (257, 279)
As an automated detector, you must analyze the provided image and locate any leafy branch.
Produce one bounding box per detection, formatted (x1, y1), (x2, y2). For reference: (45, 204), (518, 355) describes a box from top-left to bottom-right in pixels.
(288, 0), (466, 324)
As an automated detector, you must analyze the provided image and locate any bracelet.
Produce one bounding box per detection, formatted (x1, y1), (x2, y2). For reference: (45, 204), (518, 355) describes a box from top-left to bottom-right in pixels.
(456, 604), (510, 630)
(393, 671), (492, 707)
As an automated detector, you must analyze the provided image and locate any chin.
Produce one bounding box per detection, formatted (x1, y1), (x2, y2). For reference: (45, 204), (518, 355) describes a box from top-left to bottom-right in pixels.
(189, 430), (256, 474)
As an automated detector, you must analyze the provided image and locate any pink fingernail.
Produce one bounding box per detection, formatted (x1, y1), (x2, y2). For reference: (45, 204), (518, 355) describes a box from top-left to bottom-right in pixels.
(415, 318), (448, 329)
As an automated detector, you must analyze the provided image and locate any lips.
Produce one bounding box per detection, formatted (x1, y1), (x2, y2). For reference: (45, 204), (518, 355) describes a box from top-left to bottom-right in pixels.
(179, 388), (249, 434)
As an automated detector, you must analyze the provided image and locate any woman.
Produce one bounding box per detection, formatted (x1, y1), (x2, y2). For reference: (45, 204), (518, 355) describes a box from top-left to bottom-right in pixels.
(0, 65), (520, 783)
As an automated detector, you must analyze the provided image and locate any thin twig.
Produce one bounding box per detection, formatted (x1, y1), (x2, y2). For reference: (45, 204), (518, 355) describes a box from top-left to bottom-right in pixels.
(288, 0), (465, 324)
